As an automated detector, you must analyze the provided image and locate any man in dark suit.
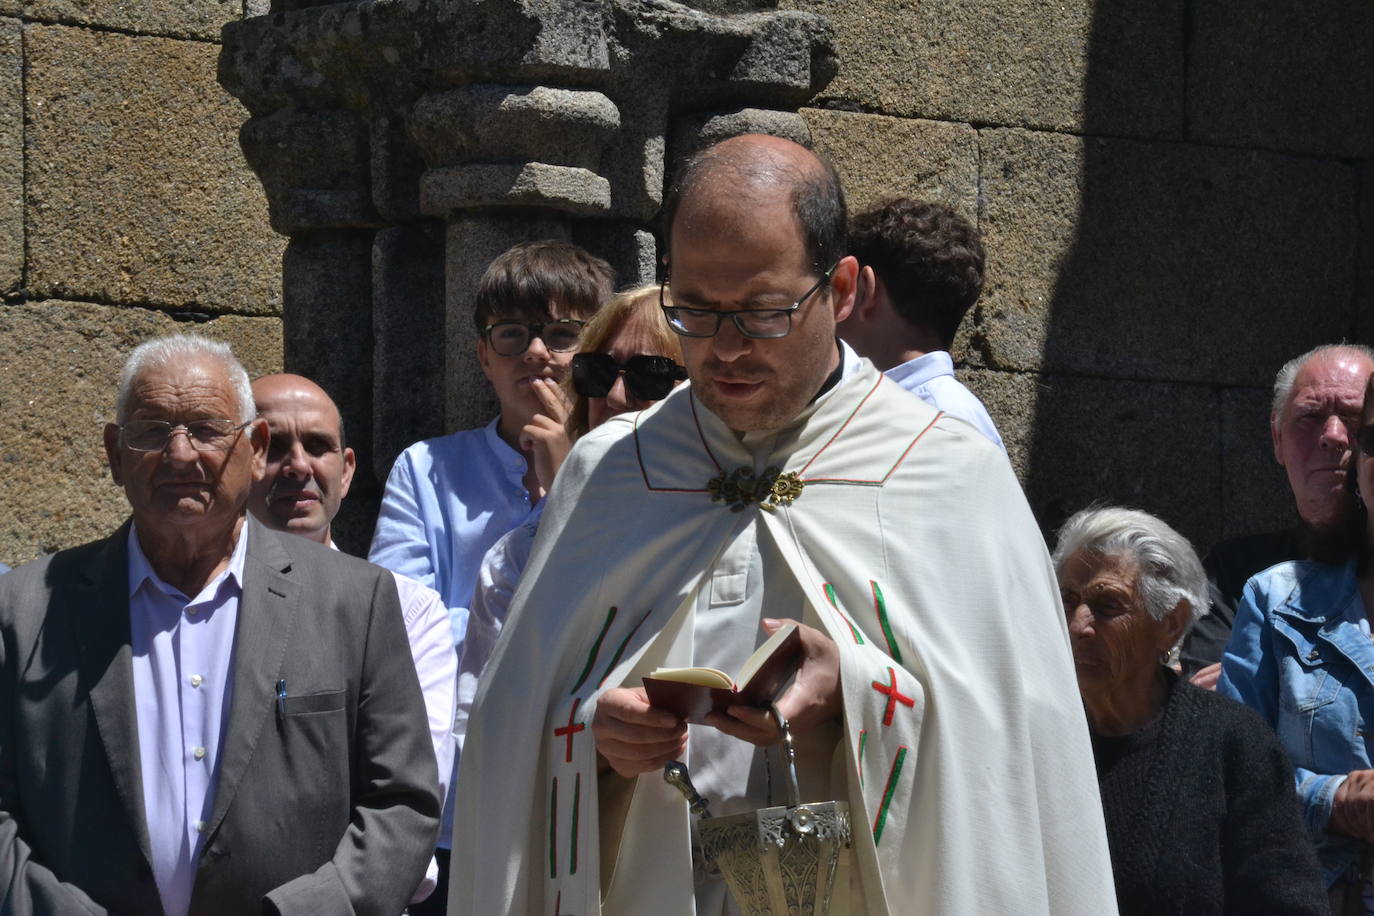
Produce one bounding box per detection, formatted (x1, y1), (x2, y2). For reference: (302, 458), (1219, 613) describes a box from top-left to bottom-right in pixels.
(0, 334), (439, 915)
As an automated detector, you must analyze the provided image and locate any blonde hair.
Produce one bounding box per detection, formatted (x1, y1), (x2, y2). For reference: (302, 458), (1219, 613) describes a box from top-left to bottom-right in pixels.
(565, 285), (684, 439)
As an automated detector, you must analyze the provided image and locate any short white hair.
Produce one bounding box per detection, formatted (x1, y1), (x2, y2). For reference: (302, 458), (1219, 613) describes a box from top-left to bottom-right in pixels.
(1271, 343), (1374, 418)
(1051, 506), (1209, 633)
(115, 334), (255, 424)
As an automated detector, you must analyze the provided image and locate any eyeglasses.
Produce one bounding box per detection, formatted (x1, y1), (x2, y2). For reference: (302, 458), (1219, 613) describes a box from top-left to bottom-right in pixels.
(119, 418), (253, 452)
(483, 318), (587, 357)
(659, 263), (837, 339)
(572, 353), (688, 402)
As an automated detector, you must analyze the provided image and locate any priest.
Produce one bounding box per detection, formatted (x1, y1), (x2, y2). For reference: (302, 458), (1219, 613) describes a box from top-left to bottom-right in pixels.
(450, 134), (1117, 915)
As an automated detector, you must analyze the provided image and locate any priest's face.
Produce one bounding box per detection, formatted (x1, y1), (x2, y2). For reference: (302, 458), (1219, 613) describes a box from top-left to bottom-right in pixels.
(666, 190), (856, 432)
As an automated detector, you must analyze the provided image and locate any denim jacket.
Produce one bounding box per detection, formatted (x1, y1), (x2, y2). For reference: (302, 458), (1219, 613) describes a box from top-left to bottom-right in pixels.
(1218, 558), (1373, 887)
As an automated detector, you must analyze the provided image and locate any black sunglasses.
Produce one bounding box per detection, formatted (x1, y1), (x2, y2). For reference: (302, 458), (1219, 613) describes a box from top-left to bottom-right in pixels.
(571, 353), (688, 402)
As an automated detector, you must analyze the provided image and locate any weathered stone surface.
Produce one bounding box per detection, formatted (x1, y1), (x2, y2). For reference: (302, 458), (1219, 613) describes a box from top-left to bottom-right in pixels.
(1219, 386), (1294, 543)
(0, 301), (282, 567)
(372, 222), (446, 481)
(409, 85), (620, 169)
(26, 25), (284, 316)
(421, 164), (611, 218)
(977, 128), (1358, 387)
(240, 108), (375, 235)
(966, 368), (1222, 549)
(1188, 0), (1374, 158)
(782, 0), (1184, 138)
(803, 108), (977, 218)
(28, 0), (240, 41)
(1360, 164), (1374, 345)
(0, 19), (20, 294)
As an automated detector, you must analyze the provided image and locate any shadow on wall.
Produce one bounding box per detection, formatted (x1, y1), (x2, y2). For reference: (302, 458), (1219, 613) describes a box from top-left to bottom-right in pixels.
(1017, 0), (1373, 549)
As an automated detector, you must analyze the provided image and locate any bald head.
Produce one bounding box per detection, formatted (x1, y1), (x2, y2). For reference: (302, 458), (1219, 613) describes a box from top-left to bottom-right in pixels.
(249, 374), (356, 544)
(663, 133), (847, 275)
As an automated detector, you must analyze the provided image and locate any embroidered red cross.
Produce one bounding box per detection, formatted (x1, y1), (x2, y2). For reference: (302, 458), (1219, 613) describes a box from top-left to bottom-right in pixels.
(871, 667), (915, 727)
(554, 698), (586, 763)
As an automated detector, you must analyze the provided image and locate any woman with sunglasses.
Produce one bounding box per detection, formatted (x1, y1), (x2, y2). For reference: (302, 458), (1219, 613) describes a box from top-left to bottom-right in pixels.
(454, 285), (687, 758)
(1220, 370), (1374, 914)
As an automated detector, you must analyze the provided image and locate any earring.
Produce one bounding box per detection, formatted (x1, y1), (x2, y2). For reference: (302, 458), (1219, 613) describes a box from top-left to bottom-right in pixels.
(1160, 645), (1180, 669)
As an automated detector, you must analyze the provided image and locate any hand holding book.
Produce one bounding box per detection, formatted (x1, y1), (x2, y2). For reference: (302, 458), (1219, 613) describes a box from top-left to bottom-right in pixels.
(642, 618), (843, 746)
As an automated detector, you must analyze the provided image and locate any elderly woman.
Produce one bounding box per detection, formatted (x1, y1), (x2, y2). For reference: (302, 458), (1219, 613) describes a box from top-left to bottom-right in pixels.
(454, 284), (686, 753)
(1221, 371), (1374, 913)
(1054, 506), (1326, 916)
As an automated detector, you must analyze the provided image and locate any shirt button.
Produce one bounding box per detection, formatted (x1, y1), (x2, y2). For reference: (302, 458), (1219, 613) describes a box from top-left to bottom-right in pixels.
(190, 674), (203, 687)
(187, 606), (199, 617)
(195, 820), (207, 833)
(1308, 648), (1320, 661)
(193, 746), (207, 760)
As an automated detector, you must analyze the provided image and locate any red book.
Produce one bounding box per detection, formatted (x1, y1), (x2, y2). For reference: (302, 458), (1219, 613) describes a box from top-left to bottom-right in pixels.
(642, 623), (802, 724)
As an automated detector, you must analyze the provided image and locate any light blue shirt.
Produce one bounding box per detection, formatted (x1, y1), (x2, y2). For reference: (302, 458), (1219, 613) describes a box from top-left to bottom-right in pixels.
(885, 351), (1005, 453)
(368, 417), (538, 648)
(368, 417), (537, 850)
(128, 522), (246, 916)
(1219, 558), (1373, 887)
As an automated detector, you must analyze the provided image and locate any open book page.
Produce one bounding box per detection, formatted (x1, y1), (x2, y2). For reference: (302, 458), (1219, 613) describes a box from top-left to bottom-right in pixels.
(643, 623), (801, 722)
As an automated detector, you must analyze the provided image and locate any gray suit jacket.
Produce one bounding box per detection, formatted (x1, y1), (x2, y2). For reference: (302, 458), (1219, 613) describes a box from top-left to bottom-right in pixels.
(0, 517), (440, 915)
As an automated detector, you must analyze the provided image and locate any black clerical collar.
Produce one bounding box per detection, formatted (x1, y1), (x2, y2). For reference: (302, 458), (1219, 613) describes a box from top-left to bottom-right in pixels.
(808, 339), (845, 405)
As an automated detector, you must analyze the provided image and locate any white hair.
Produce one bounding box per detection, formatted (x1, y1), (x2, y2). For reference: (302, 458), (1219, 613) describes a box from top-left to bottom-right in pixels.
(1271, 343), (1374, 418)
(1051, 506), (1209, 635)
(115, 334), (255, 424)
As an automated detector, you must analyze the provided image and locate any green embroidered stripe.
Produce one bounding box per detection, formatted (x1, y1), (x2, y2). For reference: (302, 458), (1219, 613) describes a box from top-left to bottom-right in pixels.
(570, 606), (618, 694)
(872, 746), (908, 845)
(870, 581), (902, 663)
(549, 777), (559, 879)
(822, 583), (865, 645)
(570, 772), (581, 875)
(599, 609), (653, 687)
(857, 729), (868, 790)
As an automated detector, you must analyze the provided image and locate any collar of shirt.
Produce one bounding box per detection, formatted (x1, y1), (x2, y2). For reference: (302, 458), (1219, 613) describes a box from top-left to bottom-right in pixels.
(884, 350), (954, 391)
(127, 518), (249, 606)
(480, 415), (529, 486)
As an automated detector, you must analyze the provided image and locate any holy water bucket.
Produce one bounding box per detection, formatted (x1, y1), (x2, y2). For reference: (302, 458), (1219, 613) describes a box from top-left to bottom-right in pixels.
(664, 708), (852, 916)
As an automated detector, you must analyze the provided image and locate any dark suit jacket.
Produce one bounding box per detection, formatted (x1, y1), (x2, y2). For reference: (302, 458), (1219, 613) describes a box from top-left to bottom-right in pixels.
(0, 517), (440, 915)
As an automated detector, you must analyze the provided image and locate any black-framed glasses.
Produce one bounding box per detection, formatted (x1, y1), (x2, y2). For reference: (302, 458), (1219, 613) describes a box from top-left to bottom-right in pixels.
(572, 353), (688, 401)
(483, 318), (587, 357)
(659, 262), (837, 339)
(119, 418), (253, 452)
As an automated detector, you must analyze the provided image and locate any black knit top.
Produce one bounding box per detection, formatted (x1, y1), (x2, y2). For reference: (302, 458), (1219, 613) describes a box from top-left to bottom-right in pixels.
(1091, 672), (1327, 916)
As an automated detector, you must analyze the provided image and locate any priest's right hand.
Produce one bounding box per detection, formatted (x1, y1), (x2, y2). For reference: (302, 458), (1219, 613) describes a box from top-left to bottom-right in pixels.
(592, 687), (688, 778)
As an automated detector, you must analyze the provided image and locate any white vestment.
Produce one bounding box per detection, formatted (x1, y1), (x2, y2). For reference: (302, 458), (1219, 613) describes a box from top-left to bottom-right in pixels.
(451, 357), (1117, 916)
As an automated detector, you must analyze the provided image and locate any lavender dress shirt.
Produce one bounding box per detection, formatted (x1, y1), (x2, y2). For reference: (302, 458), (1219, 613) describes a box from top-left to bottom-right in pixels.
(128, 523), (246, 916)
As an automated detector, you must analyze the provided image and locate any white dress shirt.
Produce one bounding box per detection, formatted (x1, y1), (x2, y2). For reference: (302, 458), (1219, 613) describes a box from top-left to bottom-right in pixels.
(128, 522), (246, 916)
(885, 350), (1006, 453)
(330, 542), (457, 901)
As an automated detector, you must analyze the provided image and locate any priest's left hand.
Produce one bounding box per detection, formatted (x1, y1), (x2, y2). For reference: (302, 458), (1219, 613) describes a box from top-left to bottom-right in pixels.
(704, 617), (842, 746)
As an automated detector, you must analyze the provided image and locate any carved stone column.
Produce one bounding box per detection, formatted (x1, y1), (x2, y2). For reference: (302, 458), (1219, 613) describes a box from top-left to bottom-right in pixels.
(220, 0), (838, 540)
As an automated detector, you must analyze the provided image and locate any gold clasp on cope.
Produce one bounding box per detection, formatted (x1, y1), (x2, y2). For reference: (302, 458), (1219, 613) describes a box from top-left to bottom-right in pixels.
(707, 466), (804, 513)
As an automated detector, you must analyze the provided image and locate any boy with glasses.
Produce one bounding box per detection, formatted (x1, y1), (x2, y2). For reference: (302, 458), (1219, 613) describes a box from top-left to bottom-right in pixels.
(368, 239), (613, 913)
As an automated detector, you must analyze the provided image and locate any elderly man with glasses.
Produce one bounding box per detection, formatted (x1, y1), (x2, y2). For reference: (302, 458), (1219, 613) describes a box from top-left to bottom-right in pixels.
(0, 334), (439, 915)
(451, 135), (1115, 915)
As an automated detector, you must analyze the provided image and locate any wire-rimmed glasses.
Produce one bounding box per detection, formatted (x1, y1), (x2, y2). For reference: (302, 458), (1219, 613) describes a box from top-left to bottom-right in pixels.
(659, 263), (837, 339)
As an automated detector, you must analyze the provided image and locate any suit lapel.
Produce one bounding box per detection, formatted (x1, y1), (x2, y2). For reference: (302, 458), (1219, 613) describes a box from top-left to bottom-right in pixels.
(203, 518), (300, 837)
(73, 520), (156, 867)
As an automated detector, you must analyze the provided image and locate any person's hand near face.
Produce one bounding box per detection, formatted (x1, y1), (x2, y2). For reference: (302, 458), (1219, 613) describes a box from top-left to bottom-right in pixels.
(520, 378), (572, 496)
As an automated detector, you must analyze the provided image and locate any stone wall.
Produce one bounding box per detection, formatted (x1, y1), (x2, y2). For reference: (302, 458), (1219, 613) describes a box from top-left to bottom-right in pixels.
(2, 0), (1368, 566)
(0, 5), (284, 565)
(788, 0), (1373, 548)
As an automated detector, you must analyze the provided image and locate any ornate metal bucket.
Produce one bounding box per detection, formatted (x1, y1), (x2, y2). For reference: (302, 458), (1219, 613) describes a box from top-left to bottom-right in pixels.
(664, 709), (852, 916)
